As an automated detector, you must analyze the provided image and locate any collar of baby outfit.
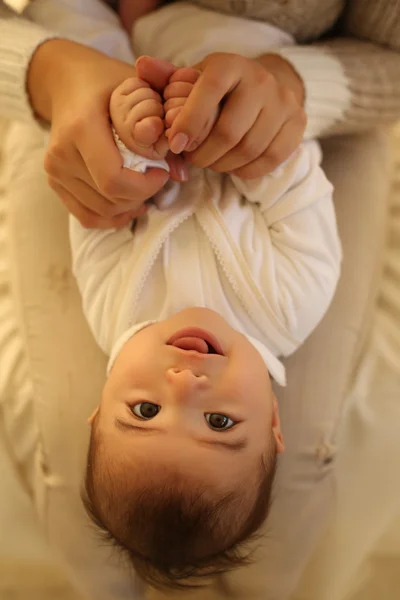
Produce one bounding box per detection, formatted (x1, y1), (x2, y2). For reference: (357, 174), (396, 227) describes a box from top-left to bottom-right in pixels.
(107, 321), (286, 386)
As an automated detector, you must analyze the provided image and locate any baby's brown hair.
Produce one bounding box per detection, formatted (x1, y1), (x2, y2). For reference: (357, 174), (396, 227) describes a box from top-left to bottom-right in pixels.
(82, 424), (277, 591)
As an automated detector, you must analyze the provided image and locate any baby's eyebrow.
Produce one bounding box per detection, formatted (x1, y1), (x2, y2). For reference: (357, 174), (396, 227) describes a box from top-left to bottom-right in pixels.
(115, 419), (160, 434)
(114, 418), (247, 452)
(196, 437), (248, 452)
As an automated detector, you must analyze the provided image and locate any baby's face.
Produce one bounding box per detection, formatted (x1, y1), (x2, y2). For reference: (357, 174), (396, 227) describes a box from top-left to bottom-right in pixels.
(92, 308), (284, 489)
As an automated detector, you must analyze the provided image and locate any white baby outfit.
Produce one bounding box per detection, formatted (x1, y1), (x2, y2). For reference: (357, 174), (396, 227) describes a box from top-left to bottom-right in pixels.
(70, 3), (342, 386)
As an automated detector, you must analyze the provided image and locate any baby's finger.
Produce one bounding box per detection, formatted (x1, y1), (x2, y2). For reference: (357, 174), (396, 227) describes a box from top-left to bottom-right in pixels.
(112, 86), (162, 114)
(114, 98), (165, 154)
(126, 99), (165, 126)
(134, 116), (165, 148)
(115, 77), (150, 95)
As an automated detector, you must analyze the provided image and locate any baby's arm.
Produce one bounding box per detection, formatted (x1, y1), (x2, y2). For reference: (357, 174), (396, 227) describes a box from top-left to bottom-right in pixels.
(226, 142), (342, 351)
(69, 218), (136, 354)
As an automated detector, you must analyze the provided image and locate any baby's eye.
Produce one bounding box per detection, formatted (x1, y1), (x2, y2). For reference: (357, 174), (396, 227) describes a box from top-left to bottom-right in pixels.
(131, 402), (160, 420)
(205, 413), (235, 431)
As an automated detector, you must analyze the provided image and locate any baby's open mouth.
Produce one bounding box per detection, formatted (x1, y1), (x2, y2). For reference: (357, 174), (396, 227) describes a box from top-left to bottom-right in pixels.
(167, 328), (224, 356)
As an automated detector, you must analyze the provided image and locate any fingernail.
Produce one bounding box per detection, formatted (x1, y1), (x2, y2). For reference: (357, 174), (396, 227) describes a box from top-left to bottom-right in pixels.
(170, 133), (189, 154)
(179, 165), (189, 181)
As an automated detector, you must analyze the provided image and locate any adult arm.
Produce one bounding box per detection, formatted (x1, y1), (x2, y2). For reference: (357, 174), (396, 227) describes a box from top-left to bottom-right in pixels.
(0, 0), (185, 227)
(275, 0), (400, 138)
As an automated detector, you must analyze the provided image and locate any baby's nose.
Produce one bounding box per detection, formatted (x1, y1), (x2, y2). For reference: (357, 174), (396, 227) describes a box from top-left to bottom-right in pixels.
(166, 367), (209, 398)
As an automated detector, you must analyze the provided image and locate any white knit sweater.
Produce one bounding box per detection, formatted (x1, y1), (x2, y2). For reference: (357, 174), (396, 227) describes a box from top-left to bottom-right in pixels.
(1, 0), (399, 137)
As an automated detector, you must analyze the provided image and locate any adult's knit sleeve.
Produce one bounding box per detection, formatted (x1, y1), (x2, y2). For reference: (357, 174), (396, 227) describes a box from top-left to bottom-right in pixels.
(0, 2), (56, 122)
(275, 0), (400, 139)
(0, 0), (134, 124)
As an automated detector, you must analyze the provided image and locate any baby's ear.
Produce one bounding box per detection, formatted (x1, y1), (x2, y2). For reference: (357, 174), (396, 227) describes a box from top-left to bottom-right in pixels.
(88, 407), (99, 426)
(271, 396), (285, 453)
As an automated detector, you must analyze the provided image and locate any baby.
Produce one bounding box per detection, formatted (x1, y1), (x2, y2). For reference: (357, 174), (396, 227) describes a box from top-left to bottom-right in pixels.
(73, 1), (342, 592)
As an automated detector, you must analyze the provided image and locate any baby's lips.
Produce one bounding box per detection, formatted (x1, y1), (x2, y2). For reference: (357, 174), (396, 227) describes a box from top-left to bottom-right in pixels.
(167, 328), (224, 356)
(171, 337), (209, 354)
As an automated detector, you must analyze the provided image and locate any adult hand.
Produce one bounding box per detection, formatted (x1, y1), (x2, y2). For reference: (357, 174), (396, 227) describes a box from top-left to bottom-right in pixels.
(28, 40), (187, 228)
(167, 52), (306, 179)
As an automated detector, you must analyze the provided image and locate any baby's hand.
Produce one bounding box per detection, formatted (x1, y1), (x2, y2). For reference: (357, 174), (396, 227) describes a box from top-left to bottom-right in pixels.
(110, 76), (168, 161)
(163, 68), (220, 155)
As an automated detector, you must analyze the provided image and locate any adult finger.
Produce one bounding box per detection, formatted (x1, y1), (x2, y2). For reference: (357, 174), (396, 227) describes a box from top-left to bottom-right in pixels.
(163, 81), (194, 101)
(167, 67), (200, 86)
(54, 175), (149, 219)
(135, 56), (178, 93)
(168, 56), (241, 154)
(44, 139), (86, 182)
(164, 97), (187, 113)
(186, 79), (263, 168)
(77, 114), (170, 201)
(165, 107), (183, 128)
(48, 175), (116, 218)
(206, 108), (280, 173)
(49, 180), (131, 229)
(166, 151), (189, 182)
(232, 113), (306, 179)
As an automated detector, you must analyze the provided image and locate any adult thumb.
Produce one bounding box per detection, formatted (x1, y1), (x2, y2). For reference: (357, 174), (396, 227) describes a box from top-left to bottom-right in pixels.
(135, 56), (177, 92)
